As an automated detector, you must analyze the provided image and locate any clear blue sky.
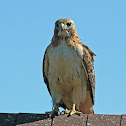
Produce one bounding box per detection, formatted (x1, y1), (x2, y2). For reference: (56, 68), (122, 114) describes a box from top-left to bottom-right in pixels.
(0, 0), (126, 115)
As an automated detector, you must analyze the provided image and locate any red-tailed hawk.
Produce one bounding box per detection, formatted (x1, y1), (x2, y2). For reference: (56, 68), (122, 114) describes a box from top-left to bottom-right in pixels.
(43, 18), (96, 116)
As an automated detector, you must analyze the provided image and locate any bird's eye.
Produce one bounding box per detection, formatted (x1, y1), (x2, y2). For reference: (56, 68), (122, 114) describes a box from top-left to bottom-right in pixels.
(56, 23), (59, 28)
(67, 22), (71, 27)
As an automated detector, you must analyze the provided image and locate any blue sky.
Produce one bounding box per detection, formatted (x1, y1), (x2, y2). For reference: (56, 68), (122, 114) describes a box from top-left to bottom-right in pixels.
(0, 0), (126, 115)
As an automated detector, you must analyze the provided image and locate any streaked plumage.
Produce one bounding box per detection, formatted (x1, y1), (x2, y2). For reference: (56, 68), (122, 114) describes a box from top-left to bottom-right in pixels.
(43, 18), (96, 115)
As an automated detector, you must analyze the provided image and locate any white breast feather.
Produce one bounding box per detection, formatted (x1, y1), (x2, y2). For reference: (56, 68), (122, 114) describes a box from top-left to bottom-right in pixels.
(47, 40), (86, 91)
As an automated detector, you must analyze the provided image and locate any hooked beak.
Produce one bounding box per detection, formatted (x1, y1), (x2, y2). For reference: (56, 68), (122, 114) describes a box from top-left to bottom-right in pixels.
(60, 23), (64, 31)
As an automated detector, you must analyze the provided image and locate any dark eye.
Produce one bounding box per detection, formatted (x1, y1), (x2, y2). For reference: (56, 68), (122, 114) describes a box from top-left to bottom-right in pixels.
(55, 23), (59, 28)
(67, 22), (71, 27)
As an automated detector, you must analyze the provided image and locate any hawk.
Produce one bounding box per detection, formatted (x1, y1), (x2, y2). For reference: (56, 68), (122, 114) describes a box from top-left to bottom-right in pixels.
(43, 18), (96, 116)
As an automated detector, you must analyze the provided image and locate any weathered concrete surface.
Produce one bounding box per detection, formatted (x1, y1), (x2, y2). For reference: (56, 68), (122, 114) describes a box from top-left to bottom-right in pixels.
(0, 113), (125, 126)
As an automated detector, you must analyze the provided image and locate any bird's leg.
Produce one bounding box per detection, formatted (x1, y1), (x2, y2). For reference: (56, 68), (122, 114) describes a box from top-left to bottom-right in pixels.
(45, 105), (60, 117)
(64, 103), (82, 116)
(64, 85), (82, 116)
(70, 103), (82, 115)
(65, 85), (82, 116)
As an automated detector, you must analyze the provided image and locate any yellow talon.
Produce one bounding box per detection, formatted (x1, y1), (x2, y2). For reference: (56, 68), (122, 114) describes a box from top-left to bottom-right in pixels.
(64, 104), (81, 116)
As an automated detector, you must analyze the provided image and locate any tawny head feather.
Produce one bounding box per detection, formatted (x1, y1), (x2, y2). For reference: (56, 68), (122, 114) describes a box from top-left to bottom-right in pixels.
(54, 18), (77, 38)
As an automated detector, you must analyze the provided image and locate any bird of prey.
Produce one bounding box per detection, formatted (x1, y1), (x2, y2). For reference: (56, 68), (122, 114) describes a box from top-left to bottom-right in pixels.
(43, 18), (96, 116)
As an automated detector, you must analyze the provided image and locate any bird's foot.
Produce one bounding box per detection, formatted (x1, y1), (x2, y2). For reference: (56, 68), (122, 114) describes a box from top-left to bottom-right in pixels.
(45, 109), (60, 118)
(64, 103), (82, 116)
(64, 110), (82, 116)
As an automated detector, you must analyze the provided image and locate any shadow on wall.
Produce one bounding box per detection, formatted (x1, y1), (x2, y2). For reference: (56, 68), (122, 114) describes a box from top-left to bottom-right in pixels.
(0, 113), (51, 126)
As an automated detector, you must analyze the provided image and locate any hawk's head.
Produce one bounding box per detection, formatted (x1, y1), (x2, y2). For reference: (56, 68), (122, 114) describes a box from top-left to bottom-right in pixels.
(54, 18), (77, 39)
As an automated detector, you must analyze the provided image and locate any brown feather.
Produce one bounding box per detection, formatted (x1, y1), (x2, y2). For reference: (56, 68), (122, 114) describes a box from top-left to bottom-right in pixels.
(51, 31), (96, 105)
(43, 45), (51, 96)
(67, 34), (96, 105)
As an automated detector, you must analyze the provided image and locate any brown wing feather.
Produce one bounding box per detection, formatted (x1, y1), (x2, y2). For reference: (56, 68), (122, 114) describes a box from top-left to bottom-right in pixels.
(67, 34), (96, 105)
(43, 45), (51, 96)
(82, 45), (96, 105)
